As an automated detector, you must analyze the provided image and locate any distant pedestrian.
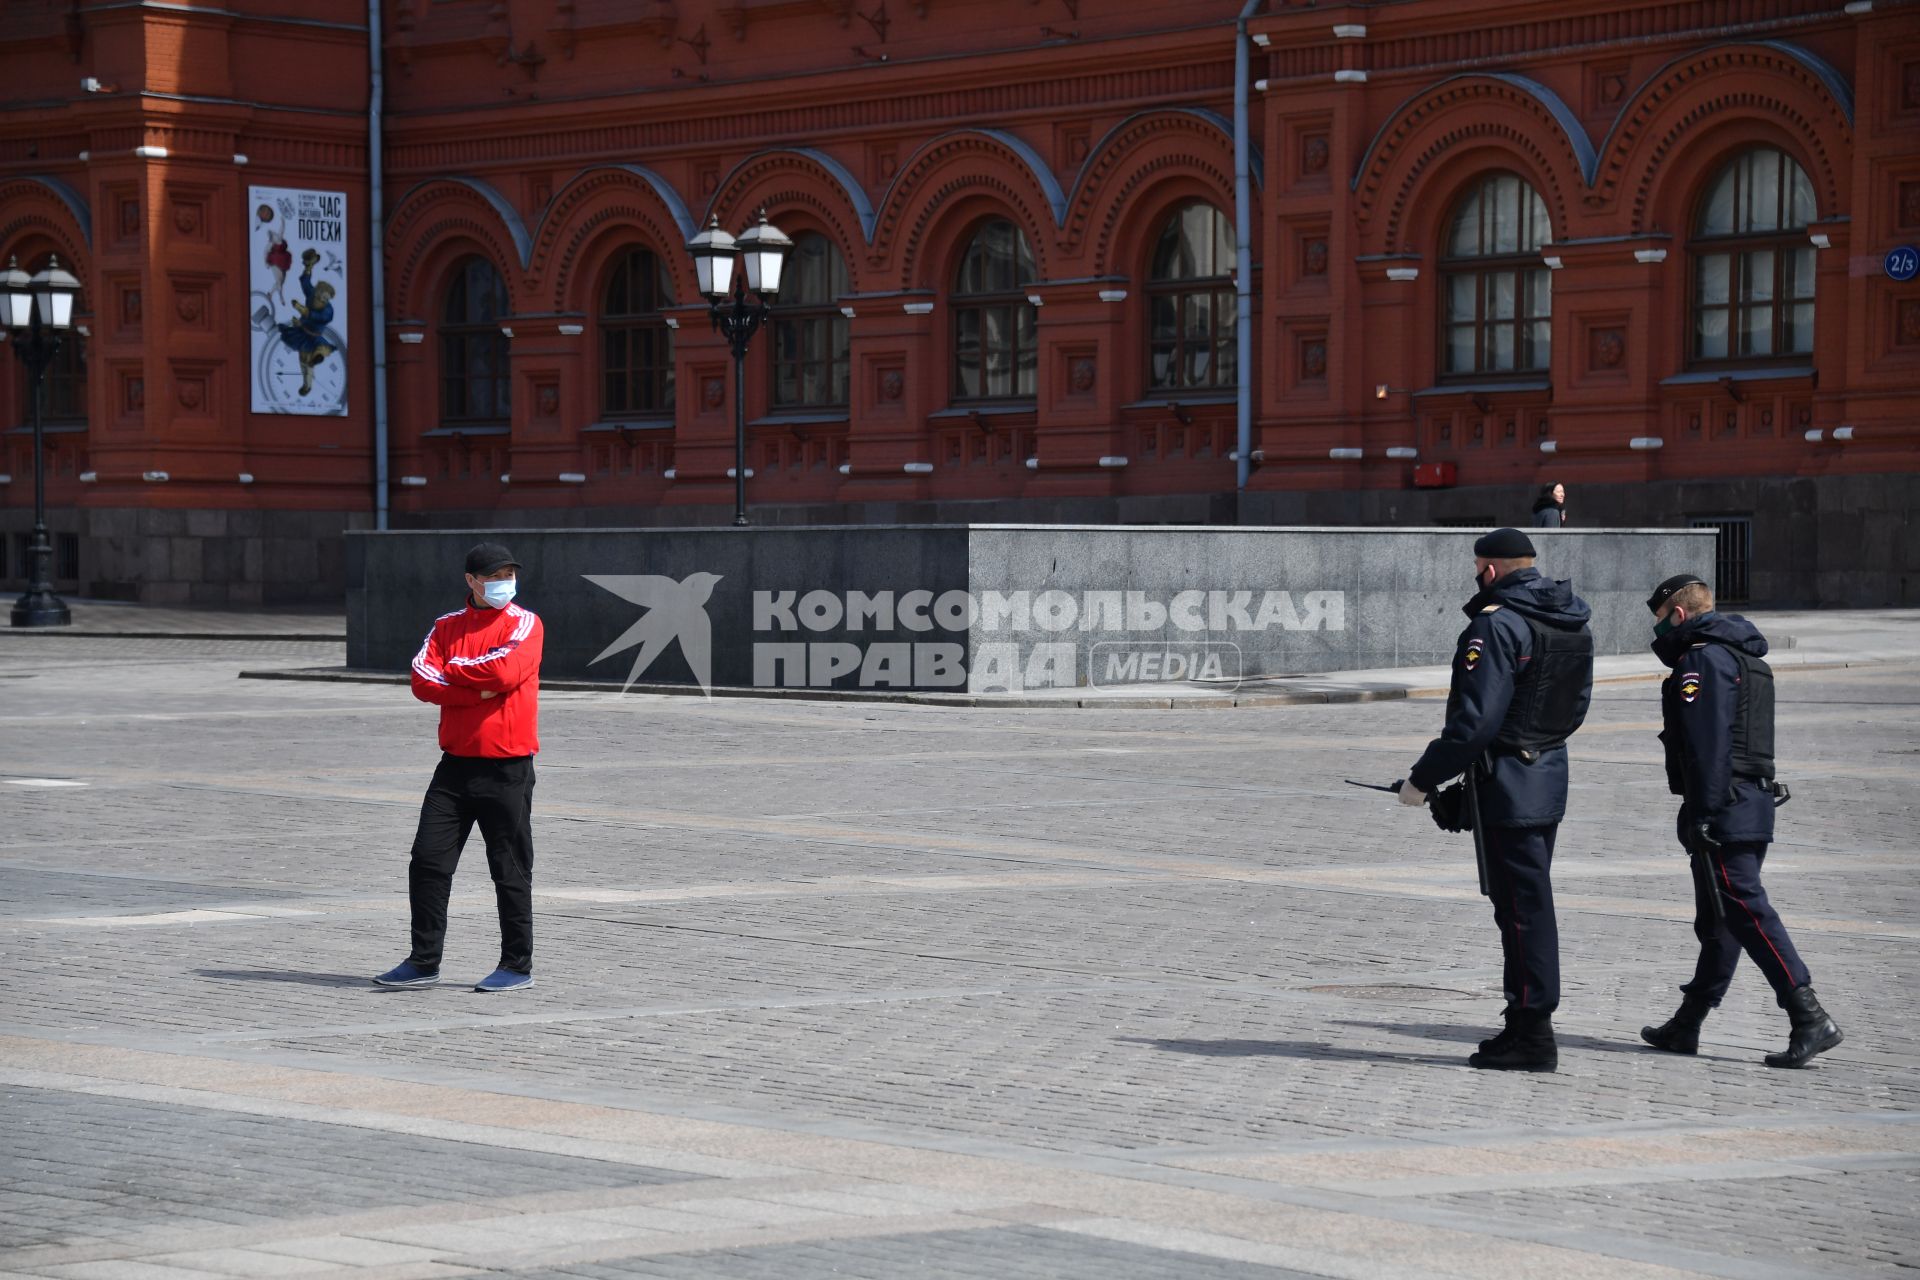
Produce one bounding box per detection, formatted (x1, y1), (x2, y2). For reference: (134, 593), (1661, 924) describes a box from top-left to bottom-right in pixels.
(374, 542), (544, 994)
(1530, 482), (1567, 528)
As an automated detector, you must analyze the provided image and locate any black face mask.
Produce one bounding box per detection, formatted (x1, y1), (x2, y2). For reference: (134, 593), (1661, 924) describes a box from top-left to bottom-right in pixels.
(1473, 568), (1493, 591)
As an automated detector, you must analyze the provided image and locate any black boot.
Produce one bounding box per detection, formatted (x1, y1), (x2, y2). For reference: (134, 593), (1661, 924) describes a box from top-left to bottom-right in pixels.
(1477, 1022), (1515, 1054)
(1765, 985), (1842, 1068)
(1469, 1013), (1556, 1071)
(1640, 995), (1713, 1055)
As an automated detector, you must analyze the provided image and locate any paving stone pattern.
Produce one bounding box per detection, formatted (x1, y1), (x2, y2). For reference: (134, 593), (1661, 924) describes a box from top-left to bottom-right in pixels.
(0, 1087), (698, 1248)
(0, 626), (1915, 1278)
(518, 1225), (1329, 1279)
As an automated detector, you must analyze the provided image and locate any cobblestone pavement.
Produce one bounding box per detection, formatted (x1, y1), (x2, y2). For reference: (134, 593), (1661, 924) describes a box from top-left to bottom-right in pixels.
(0, 629), (1915, 1278)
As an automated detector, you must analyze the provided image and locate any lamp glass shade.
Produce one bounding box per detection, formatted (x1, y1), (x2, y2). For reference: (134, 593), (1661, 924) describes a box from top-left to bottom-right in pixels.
(31, 256), (80, 331)
(736, 212), (793, 299)
(0, 257), (31, 331)
(706, 251), (736, 301)
(687, 217), (738, 301)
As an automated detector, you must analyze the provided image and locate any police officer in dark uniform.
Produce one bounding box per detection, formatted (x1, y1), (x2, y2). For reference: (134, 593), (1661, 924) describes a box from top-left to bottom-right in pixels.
(1639, 573), (1842, 1068)
(1399, 528), (1594, 1071)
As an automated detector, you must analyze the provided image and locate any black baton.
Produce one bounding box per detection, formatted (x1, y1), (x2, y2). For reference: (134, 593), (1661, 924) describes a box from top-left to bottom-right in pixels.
(1465, 756), (1491, 898)
(1692, 847), (1726, 931)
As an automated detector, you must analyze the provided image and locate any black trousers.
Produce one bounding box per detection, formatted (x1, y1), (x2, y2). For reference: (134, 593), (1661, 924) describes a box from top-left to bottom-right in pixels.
(1484, 824), (1560, 1016)
(406, 753), (535, 974)
(1682, 840), (1810, 1007)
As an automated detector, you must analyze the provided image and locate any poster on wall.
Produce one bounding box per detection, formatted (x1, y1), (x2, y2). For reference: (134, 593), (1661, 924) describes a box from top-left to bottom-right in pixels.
(247, 185), (348, 415)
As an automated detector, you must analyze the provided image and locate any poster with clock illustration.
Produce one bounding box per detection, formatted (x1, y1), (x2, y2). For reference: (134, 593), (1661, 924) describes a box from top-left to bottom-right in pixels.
(248, 185), (349, 415)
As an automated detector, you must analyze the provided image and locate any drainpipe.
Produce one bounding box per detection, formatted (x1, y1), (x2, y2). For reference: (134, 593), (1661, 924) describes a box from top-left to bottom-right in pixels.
(1233, 0), (1261, 500)
(368, 0), (390, 530)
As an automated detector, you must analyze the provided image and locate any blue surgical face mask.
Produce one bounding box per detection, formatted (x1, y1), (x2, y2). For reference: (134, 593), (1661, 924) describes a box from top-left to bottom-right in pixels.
(481, 577), (517, 608)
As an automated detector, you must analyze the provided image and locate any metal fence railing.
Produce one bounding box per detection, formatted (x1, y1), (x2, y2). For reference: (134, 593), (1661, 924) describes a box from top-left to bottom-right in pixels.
(1689, 515), (1752, 604)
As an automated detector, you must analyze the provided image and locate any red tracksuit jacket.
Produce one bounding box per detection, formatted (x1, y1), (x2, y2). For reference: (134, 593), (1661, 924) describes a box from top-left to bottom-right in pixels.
(409, 600), (543, 757)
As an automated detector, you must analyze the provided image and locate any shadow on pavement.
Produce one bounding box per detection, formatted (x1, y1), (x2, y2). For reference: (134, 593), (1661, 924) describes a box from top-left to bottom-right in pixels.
(195, 968), (376, 989)
(1118, 1036), (1461, 1067)
(1335, 1018), (1648, 1055)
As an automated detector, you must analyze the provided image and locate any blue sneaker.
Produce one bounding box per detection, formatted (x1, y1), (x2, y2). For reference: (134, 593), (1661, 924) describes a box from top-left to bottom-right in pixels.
(473, 967), (534, 993)
(372, 960), (440, 988)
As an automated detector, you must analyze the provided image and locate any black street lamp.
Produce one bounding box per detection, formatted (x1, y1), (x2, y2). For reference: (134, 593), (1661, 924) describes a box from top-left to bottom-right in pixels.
(4, 254), (78, 628)
(688, 209), (792, 526)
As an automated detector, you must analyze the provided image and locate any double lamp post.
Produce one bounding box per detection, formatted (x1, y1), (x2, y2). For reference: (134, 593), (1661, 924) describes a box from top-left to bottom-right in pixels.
(4, 254), (79, 628)
(687, 210), (792, 527)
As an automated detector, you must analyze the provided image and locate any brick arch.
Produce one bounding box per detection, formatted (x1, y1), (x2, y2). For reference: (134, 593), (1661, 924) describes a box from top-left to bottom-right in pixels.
(0, 177), (91, 284)
(710, 167), (867, 293)
(874, 129), (1065, 285)
(548, 207), (692, 315)
(564, 227), (679, 318)
(1115, 182), (1239, 293)
(1354, 74), (1594, 255)
(706, 150), (872, 293)
(727, 209), (857, 311)
(1066, 110), (1242, 274)
(1596, 41), (1853, 233)
(1404, 146), (1564, 264)
(387, 178), (528, 319)
(530, 165), (698, 310)
(413, 239), (514, 337)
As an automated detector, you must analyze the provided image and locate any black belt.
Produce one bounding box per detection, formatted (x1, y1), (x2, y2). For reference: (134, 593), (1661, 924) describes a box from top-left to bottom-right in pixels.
(1737, 776), (1792, 807)
(1491, 744), (1561, 763)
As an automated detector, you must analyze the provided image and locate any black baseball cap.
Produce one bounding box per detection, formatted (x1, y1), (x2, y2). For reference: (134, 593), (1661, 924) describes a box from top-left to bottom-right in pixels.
(1646, 573), (1707, 614)
(464, 541), (520, 576)
(1473, 527), (1536, 559)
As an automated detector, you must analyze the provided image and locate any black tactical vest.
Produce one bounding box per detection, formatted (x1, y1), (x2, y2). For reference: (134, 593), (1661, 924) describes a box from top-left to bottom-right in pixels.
(1726, 645), (1776, 780)
(1493, 615), (1594, 753)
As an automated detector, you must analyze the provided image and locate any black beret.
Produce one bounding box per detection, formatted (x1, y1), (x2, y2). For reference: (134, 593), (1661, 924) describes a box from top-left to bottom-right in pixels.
(1646, 573), (1707, 614)
(1472, 528), (1537, 559)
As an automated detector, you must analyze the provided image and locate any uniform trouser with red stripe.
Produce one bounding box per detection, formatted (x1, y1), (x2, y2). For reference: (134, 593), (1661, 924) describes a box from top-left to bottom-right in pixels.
(1682, 840), (1809, 1008)
(1484, 824), (1560, 1017)
(406, 752), (536, 974)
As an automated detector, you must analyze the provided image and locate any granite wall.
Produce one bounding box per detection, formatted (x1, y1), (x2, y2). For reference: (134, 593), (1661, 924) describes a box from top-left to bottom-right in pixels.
(349, 524), (1714, 693)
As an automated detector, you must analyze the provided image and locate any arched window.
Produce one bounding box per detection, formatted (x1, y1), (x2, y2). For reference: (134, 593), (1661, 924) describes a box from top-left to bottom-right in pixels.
(1440, 173), (1552, 376)
(601, 247), (675, 417)
(953, 219), (1036, 401)
(1148, 203), (1236, 390)
(439, 257), (510, 424)
(770, 233), (849, 409)
(1691, 148), (1816, 363)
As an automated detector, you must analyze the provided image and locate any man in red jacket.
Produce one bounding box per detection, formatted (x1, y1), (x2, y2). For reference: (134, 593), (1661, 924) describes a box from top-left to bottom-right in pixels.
(375, 542), (544, 993)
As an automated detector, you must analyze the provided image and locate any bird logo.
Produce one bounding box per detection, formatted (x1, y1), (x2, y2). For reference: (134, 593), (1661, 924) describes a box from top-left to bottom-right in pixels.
(585, 572), (724, 698)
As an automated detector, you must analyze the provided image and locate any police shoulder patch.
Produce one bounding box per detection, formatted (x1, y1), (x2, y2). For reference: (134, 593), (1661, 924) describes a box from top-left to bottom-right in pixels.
(1679, 671), (1702, 703)
(1464, 637), (1486, 671)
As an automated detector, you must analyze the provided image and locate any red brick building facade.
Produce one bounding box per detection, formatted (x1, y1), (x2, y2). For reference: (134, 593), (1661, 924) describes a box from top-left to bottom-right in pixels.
(3, 0), (1917, 605)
